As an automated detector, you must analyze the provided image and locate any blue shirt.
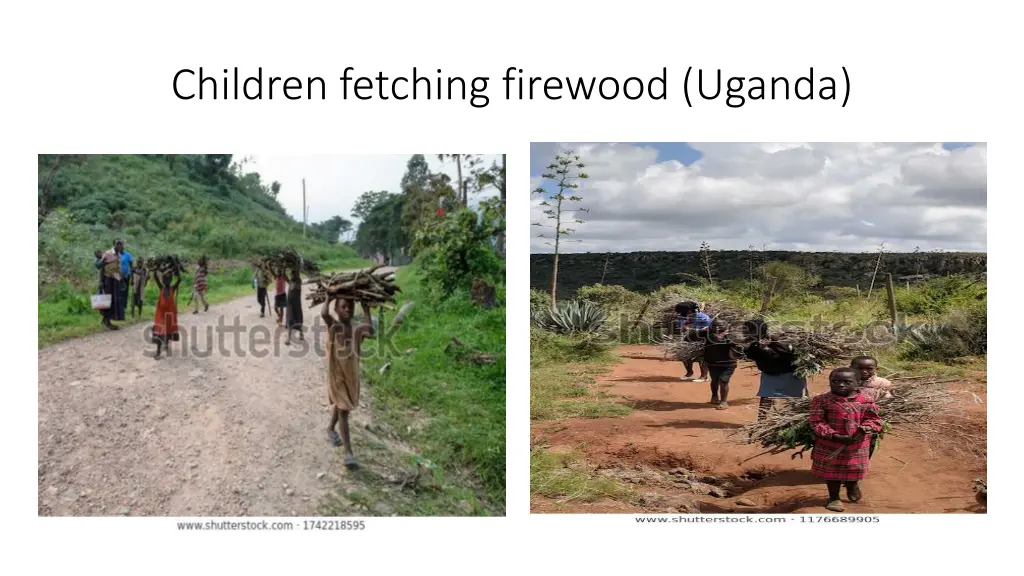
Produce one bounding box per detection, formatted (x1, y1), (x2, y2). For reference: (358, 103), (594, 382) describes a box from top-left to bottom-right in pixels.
(120, 251), (134, 279)
(677, 312), (711, 331)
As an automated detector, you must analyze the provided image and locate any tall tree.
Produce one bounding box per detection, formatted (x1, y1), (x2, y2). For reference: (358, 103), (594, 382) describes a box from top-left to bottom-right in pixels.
(533, 151), (589, 307)
(269, 181), (281, 198)
(699, 241), (716, 284)
(474, 155), (507, 258)
(438, 154), (483, 207)
(352, 190), (391, 221)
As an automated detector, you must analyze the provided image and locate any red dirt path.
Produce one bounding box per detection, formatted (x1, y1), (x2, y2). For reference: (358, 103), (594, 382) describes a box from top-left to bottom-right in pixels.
(531, 345), (987, 514)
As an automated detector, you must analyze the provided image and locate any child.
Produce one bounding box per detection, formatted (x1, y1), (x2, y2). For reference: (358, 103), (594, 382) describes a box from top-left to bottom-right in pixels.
(675, 301), (710, 382)
(851, 356), (893, 402)
(284, 267), (304, 345)
(851, 355), (893, 458)
(192, 255), (209, 314)
(254, 266), (271, 318)
(130, 259), (149, 319)
(742, 319), (807, 420)
(152, 267), (181, 359)
(273, 267), (288, 325)
(809, 367), (884, 512)
(702, 319), (743, 409)
(321, 296), (375, 468)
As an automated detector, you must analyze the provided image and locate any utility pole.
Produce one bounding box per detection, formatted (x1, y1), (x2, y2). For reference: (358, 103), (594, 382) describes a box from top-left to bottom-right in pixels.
(302, 178), (307, 238)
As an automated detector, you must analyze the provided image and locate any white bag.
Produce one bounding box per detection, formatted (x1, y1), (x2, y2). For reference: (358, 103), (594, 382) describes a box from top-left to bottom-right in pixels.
(92, 294), (112, 310)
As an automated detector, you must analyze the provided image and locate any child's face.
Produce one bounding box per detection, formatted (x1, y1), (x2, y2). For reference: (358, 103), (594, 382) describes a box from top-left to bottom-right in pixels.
(853, 359), (877, 382)
(162, 273), (172, 286)
(335, 299), (353, 320)
(94, 250), (103, 258)
(829, 371), (858, 396)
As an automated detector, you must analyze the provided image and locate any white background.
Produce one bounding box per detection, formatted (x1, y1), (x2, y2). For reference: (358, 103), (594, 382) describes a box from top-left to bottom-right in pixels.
(2, 0), (1016, 573)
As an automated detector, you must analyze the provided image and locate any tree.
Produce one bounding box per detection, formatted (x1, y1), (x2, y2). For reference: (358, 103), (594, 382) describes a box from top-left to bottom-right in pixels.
(438, 154), (483, 207)
(269, 181), (281, 198)
(757, 261), (819, 313)
(354, 192), (407, 263)
(474, 154), (506, 258)
(352, 190), (391, 221)
(533, 151), (589, 307)
(867, 242), (887, 299)
(699, 241), (716, 284)
(311, 215), (353, 243)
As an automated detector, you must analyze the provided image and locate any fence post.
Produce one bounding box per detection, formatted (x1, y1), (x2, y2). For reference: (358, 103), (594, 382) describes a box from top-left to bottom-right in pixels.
(885, 273), (898, 332)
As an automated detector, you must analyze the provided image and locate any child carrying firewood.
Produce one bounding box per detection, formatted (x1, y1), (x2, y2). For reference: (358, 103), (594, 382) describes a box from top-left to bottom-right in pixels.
(703, 319), (743, 409)
(192, 256), (209, 314)
(321, 295), (375, 469)
(130, 259), (149, 319)
(809, 367), (884, 512)
(676, 301), (710, 382)
(152, 265), (181, 359)
(284, 266), (304, 345)
(273, 267), (287, 325)
(851, 355), (893, 458)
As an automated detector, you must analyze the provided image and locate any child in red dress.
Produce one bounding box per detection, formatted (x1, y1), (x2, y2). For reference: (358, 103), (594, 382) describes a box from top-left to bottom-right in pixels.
(152, 268), (181, 359)
(809, 367), (884, 512)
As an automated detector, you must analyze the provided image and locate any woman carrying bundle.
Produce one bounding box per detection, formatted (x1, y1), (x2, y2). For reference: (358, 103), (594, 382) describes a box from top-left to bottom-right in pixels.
(273, 267), (288, 325)
(703, 319), (743, 409)
(810, 367), (884, 512)
(95, 244), (125, 330)
(741, 319), (808, 420)
(676, 301), (710, 382)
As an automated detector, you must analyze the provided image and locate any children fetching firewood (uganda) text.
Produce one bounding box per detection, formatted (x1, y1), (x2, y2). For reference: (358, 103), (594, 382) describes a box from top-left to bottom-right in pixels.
(321, 296), (375, 469)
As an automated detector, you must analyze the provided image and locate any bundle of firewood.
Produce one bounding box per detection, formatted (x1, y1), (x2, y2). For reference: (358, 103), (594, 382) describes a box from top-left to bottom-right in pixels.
(253, 247), (319, 276)
(144, 255), (187, 276)
(306, 265), (400, 308)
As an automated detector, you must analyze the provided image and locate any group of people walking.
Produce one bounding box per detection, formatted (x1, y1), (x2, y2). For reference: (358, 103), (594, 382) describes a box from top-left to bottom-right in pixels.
(673, 301), (894, 511)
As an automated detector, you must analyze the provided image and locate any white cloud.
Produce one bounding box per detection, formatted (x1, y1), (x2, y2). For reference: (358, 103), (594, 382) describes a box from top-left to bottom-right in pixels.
(235, 154), (502, 227)
(530, 142), (986, 253)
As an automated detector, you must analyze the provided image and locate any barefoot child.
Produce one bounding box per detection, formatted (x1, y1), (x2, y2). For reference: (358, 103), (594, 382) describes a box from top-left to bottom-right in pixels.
(273, 267), (287, 325)
(130, 259), (149, 319)
(851, 355), (893, 458)
(284, 267), (304, 345)
(703, 319), (743, 409)
(742, 319), (807, 420)
(321, 296), (375, 468)
(192, 255), (209, 314)
(152, 267), (181, 359)
(809, 367), (884, 512)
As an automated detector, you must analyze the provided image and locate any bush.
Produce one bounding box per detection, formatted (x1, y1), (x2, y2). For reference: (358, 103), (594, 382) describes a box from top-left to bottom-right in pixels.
(576, 284), (642, 310)
(530, 289), (550, 312)
(532, 300), (607, 334)
(900, 300), (986, 361)
(896, 275), (986, 317)
(418, 209), (501, 295)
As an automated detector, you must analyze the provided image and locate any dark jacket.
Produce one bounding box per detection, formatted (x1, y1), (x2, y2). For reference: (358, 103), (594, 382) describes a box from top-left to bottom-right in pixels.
(744, 341), (798, 376)
(703, 331), (742, 367)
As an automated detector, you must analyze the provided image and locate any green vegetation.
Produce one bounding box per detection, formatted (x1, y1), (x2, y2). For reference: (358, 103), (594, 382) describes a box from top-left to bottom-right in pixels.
(530, 448), (636, 504)
(37, 154), (365, 346)
(349, 265), (506, 514)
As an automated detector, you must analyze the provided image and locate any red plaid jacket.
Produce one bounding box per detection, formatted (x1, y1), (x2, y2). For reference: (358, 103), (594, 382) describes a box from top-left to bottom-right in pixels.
(809, 392), (884, 481)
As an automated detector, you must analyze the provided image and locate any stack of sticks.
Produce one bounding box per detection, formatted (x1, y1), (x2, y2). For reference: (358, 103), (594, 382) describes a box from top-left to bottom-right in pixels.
(253, 247), (320, 276)
(306, 265), (400, 308)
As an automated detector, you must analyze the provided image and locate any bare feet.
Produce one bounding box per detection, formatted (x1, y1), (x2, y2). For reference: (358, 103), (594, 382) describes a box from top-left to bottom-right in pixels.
(847, 483), (863, 503)
(825, 500), (845, 512)
(716, 401), (729, 410)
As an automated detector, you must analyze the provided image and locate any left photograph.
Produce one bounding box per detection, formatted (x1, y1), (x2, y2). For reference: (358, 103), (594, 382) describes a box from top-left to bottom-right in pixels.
(38, 154), (506, 517)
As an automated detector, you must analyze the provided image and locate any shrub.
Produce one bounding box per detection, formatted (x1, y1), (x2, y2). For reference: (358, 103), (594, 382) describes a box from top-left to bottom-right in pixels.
(530, 328), (612, 365)
(532, 300), (607, 334)
(418, 209), (501, 296)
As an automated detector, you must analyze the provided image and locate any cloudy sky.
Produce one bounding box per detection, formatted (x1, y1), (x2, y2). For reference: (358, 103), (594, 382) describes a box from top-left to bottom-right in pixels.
(235, 154), (501, 235)
(530, 142), (987, 254)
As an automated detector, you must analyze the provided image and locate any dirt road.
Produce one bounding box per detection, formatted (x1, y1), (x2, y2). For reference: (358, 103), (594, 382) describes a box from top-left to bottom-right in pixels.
(38, 269), (397, 517)
(532, 345), (987, 514)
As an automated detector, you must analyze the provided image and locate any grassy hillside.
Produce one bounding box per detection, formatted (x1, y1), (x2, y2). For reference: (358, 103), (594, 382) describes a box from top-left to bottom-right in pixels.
(37, 154), (366, 345)
(531, 250), (988, 300)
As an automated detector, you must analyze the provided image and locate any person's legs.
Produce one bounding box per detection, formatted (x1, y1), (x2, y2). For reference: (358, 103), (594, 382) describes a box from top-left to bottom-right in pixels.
(682, 360), (695, 379)
(257, 288), (266, 316)
(845, 481), (862, 502)
(327, 407), (342, 446)
(193, 290), (200, 313)
(717, 365), (733, 409)
(826, 481), (844, 511)
(698, 360), (709, 381)
(757, 397), (774, 420)
(868, 435), (878, 458)
(201, 290), (208, 312)
(340, 410), (357, 468)
(708, 368), (721, 404)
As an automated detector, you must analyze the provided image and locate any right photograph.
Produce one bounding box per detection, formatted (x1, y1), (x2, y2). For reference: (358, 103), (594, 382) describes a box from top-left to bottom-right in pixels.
(529, 142), (987, 515)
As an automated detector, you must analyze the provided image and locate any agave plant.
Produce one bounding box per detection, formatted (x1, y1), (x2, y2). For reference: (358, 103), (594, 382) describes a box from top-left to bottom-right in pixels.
(532, 299), (607, 334)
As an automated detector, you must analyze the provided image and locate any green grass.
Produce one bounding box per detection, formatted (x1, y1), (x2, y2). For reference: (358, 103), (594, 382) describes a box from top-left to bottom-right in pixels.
(38, 257), (368, 347)
(530, 448), (636, 504)
(531, 362), (631, 421)
(353, 265), (505, 514)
